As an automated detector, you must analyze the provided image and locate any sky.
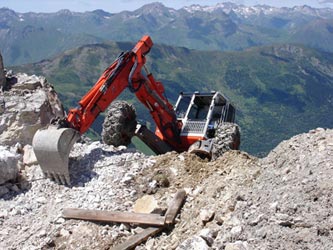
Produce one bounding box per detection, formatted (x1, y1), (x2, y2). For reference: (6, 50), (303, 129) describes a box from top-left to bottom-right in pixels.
(0, 0), (332, 13)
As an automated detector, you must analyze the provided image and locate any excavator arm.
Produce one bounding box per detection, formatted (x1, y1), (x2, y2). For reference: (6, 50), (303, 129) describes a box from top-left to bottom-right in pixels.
(66, 35), (180, 142)
(32, 35), (181, 185)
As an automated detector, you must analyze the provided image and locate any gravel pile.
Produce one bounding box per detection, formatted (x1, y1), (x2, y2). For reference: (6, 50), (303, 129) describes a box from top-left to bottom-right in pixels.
(0, 141), (154, 250)
(140, 128), (333, 250)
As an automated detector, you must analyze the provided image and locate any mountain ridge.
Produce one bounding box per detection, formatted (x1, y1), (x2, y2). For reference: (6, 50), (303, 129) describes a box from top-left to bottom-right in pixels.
(1, 3), (333, 65)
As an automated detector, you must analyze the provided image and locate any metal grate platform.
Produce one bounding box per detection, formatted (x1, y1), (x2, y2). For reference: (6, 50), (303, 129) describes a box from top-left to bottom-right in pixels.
(182, 121), (206, 134)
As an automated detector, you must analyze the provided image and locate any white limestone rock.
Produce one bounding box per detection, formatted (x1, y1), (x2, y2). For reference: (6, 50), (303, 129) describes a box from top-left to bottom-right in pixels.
(0, 146), (20, 185)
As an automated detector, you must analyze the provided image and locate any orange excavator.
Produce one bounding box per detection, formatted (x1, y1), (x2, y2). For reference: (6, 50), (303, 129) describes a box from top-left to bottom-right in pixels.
(32, 35), (240, 185)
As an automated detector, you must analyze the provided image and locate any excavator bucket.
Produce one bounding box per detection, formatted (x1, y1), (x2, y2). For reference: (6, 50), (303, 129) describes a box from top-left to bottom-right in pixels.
(32, 126), (80, 185)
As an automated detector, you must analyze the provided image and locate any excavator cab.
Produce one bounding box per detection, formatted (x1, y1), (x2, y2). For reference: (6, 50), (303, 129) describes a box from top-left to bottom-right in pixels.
(175, 91), (235, 141)
(174, 91), (237, 159)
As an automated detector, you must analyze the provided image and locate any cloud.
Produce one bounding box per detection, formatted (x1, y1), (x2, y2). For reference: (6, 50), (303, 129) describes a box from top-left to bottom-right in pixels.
(319, 0), (333, 3)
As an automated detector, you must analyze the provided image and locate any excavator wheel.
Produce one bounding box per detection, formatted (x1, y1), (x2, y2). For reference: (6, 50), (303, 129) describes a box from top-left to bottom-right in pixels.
(102, 101), (137, 147)
(211, 122), (240, 160)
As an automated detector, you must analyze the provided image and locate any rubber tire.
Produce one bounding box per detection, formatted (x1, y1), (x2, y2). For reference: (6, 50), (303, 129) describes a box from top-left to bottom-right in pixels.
(211, 122), (241, 160)
(102, 101), (137, 147)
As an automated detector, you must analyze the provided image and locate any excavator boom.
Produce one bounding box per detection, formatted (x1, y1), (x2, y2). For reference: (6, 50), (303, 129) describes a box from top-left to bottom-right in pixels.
(32, 35), (181, 185)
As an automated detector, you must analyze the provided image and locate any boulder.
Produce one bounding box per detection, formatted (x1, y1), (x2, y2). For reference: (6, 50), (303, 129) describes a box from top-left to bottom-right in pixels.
(224, 241), (249, 250)
(133, 195), (161, 214)
(0, 146), (20, 185)
(176, 236), (209, 250)
(23, 144), (38, 166)
(0, 72), (64, 146)
(199, 208), (215, 223)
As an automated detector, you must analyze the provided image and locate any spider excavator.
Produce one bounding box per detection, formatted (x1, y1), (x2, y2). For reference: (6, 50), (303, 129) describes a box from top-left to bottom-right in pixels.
(32, 35), (240, 185)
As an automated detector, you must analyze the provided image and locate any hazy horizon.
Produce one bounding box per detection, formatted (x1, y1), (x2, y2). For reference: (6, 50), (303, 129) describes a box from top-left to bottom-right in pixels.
(0, 0), (332, 13)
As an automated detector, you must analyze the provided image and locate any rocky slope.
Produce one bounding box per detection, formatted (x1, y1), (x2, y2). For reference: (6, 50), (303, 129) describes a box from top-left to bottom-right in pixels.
(0, 70), (333, 249)
(0, 62), (64, 187)
(0, 72), (64, 147)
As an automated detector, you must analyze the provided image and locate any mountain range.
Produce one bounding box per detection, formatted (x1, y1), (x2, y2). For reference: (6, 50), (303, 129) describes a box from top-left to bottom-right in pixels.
(13, 41), (333, 156)
(1, 2), (333, 65)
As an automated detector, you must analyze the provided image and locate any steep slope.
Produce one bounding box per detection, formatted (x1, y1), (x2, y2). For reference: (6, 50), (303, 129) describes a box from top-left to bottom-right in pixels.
(13, 42), (333, 156)
(291, 18), (333, 52)
(136, 128), (333, 249)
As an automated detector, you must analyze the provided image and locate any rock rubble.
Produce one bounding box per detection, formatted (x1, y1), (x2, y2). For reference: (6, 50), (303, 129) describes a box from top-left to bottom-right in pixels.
(0, 71), (332, 249)
(0, 145), (20, 186)
(0, 68), (64, 189)
(143, 128), (333, 250)
(0, 141), (154, 250)
(0, 72), (64, 146)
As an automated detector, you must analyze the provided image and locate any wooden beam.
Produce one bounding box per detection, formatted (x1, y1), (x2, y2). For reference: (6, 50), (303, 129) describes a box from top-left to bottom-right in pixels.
(64, 189), (187, 250)
(164, 189), (186, 224)
(62, 208), (165, 226)
(111, 227), (163, 250)
(111, 189), (186, 249)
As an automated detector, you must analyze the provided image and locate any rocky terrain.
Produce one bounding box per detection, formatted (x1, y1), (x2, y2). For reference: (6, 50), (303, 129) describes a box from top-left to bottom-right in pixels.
(1, 67), (333, 249)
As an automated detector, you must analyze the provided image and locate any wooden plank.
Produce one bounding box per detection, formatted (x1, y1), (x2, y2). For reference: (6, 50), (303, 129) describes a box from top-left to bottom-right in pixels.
(110, 189), (187, 250)
(62, 208), (165, 226)
(111, 227), (163, 250)
(164, 189), (186, 224)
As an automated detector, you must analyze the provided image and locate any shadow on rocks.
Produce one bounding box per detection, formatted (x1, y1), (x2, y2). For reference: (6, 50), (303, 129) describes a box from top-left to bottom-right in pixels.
(67, 146), (125, 187)
(68, 152), (99, 187)
(0, 176), (32, 201)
